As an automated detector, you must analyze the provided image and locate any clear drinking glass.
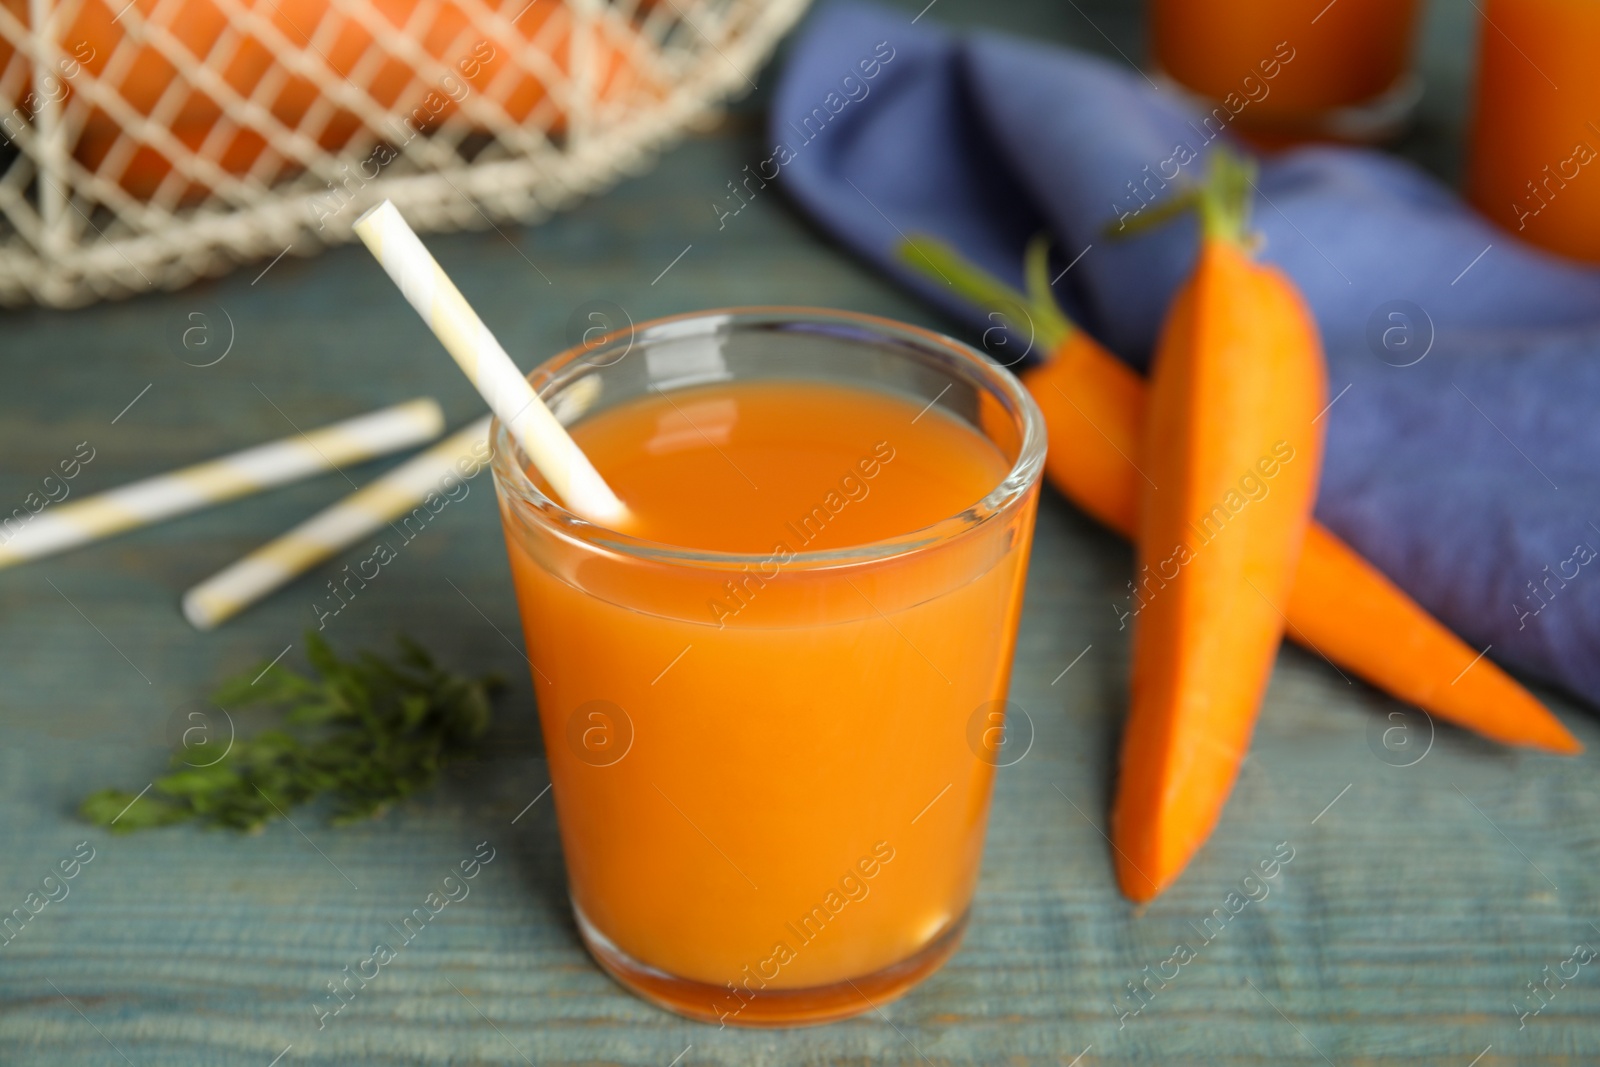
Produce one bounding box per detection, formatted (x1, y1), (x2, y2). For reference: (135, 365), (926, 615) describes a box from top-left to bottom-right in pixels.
(1466, 0), (1600, 261)
(490, 308), (1045, 1026)
(1149, 0), (1425, 144)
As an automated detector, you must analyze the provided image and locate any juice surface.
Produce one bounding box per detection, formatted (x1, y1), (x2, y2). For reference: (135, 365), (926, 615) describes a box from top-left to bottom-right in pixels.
(558, 379), (1009, 551)
(500, 377), (1035, 1014)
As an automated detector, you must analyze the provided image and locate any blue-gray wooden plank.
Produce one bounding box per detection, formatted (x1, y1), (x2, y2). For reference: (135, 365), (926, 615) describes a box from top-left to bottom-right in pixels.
(3, 1), (1598, 1063)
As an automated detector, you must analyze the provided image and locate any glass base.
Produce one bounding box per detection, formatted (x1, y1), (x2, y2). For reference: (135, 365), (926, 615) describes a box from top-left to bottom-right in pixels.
(574, 903), (970, 1028)
(1149, 69), (1424, 147)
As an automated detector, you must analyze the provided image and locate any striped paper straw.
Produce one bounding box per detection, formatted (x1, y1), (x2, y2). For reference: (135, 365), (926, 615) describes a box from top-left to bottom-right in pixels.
(0, 398), (446, 571)
(352, 201), (631, 527)
(181, 417), (492, 630)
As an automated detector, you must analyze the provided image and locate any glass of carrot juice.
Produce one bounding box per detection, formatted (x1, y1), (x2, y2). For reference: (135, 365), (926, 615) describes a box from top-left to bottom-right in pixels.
(1465, 0), (1600, 262)
(1148, 0), (1425, 143)
(490, 308), (1045, 1027)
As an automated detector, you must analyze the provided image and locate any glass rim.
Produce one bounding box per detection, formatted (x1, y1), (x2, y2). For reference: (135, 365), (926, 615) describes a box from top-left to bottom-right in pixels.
(490, 306), (1047, 570)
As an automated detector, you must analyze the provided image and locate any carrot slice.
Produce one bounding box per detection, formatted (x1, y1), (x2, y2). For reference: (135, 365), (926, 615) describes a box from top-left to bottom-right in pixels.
(1115, 152), (1328, 899)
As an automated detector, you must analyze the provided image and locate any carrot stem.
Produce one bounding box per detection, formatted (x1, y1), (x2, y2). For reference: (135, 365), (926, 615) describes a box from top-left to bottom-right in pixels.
(1100, 148), (1257, 248)
(897, 234), (1072, 352)
(1196, 149), (1256, 248)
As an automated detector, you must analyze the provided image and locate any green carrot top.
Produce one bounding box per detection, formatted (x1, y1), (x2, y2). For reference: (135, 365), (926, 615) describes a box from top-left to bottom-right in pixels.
(1105, 146), (1259, 251)
(896, 233), (1076, 356)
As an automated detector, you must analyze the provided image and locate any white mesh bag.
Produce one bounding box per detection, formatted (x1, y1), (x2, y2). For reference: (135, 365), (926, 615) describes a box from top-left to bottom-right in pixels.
(0, 0), (807, 305)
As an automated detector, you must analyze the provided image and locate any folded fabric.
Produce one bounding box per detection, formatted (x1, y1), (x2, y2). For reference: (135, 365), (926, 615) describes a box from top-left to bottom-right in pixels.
(770, 1), (1600, 709)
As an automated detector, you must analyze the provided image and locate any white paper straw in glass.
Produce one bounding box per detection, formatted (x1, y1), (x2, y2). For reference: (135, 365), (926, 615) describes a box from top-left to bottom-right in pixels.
(352, 200), (631, 528)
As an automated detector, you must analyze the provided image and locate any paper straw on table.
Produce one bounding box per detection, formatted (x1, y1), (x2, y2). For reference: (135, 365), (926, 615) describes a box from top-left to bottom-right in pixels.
(352, 200), (632, 528)
(0, 398), (446, 571)
(181, 416), (491, 630)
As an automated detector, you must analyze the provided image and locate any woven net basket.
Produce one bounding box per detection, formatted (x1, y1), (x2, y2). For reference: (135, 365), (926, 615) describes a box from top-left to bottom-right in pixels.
(0, 0), (807, 306)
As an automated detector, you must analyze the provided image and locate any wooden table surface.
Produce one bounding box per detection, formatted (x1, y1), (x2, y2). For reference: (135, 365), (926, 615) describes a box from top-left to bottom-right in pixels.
(4, 2), (1597, 1063)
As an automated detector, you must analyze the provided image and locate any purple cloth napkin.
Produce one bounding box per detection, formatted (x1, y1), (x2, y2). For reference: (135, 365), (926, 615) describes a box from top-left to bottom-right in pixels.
(770, 2), (1600, 709)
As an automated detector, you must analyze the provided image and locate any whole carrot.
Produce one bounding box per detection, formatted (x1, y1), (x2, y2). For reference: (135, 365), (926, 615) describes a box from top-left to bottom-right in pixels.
(897, 234), (1580, 760)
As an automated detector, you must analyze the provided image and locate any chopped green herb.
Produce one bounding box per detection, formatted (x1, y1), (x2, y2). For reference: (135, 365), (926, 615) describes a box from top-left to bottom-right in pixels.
(81, 632), (503, 834)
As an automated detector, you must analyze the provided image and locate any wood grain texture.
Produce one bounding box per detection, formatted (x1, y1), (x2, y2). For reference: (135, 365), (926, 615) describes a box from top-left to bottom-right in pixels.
(2, 1), (1598, 1062)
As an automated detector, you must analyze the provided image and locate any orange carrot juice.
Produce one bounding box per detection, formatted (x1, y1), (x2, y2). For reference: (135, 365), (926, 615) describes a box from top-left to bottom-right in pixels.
(491, 309), (1045, 1026)
(1150, 0), (1423, 141)
(1466, 0), (1600, 261)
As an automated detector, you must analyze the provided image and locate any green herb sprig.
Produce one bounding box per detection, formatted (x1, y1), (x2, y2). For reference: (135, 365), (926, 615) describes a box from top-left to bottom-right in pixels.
(81, 632), (503, 833)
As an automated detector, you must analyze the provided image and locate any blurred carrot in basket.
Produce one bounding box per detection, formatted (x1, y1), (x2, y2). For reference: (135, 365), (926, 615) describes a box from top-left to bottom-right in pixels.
(1, 0), (663, 199)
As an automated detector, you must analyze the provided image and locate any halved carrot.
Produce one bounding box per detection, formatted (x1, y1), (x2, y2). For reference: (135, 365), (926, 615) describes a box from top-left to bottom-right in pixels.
(1115, 151), (1327, 900)
(898, 219), (1580, 756)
